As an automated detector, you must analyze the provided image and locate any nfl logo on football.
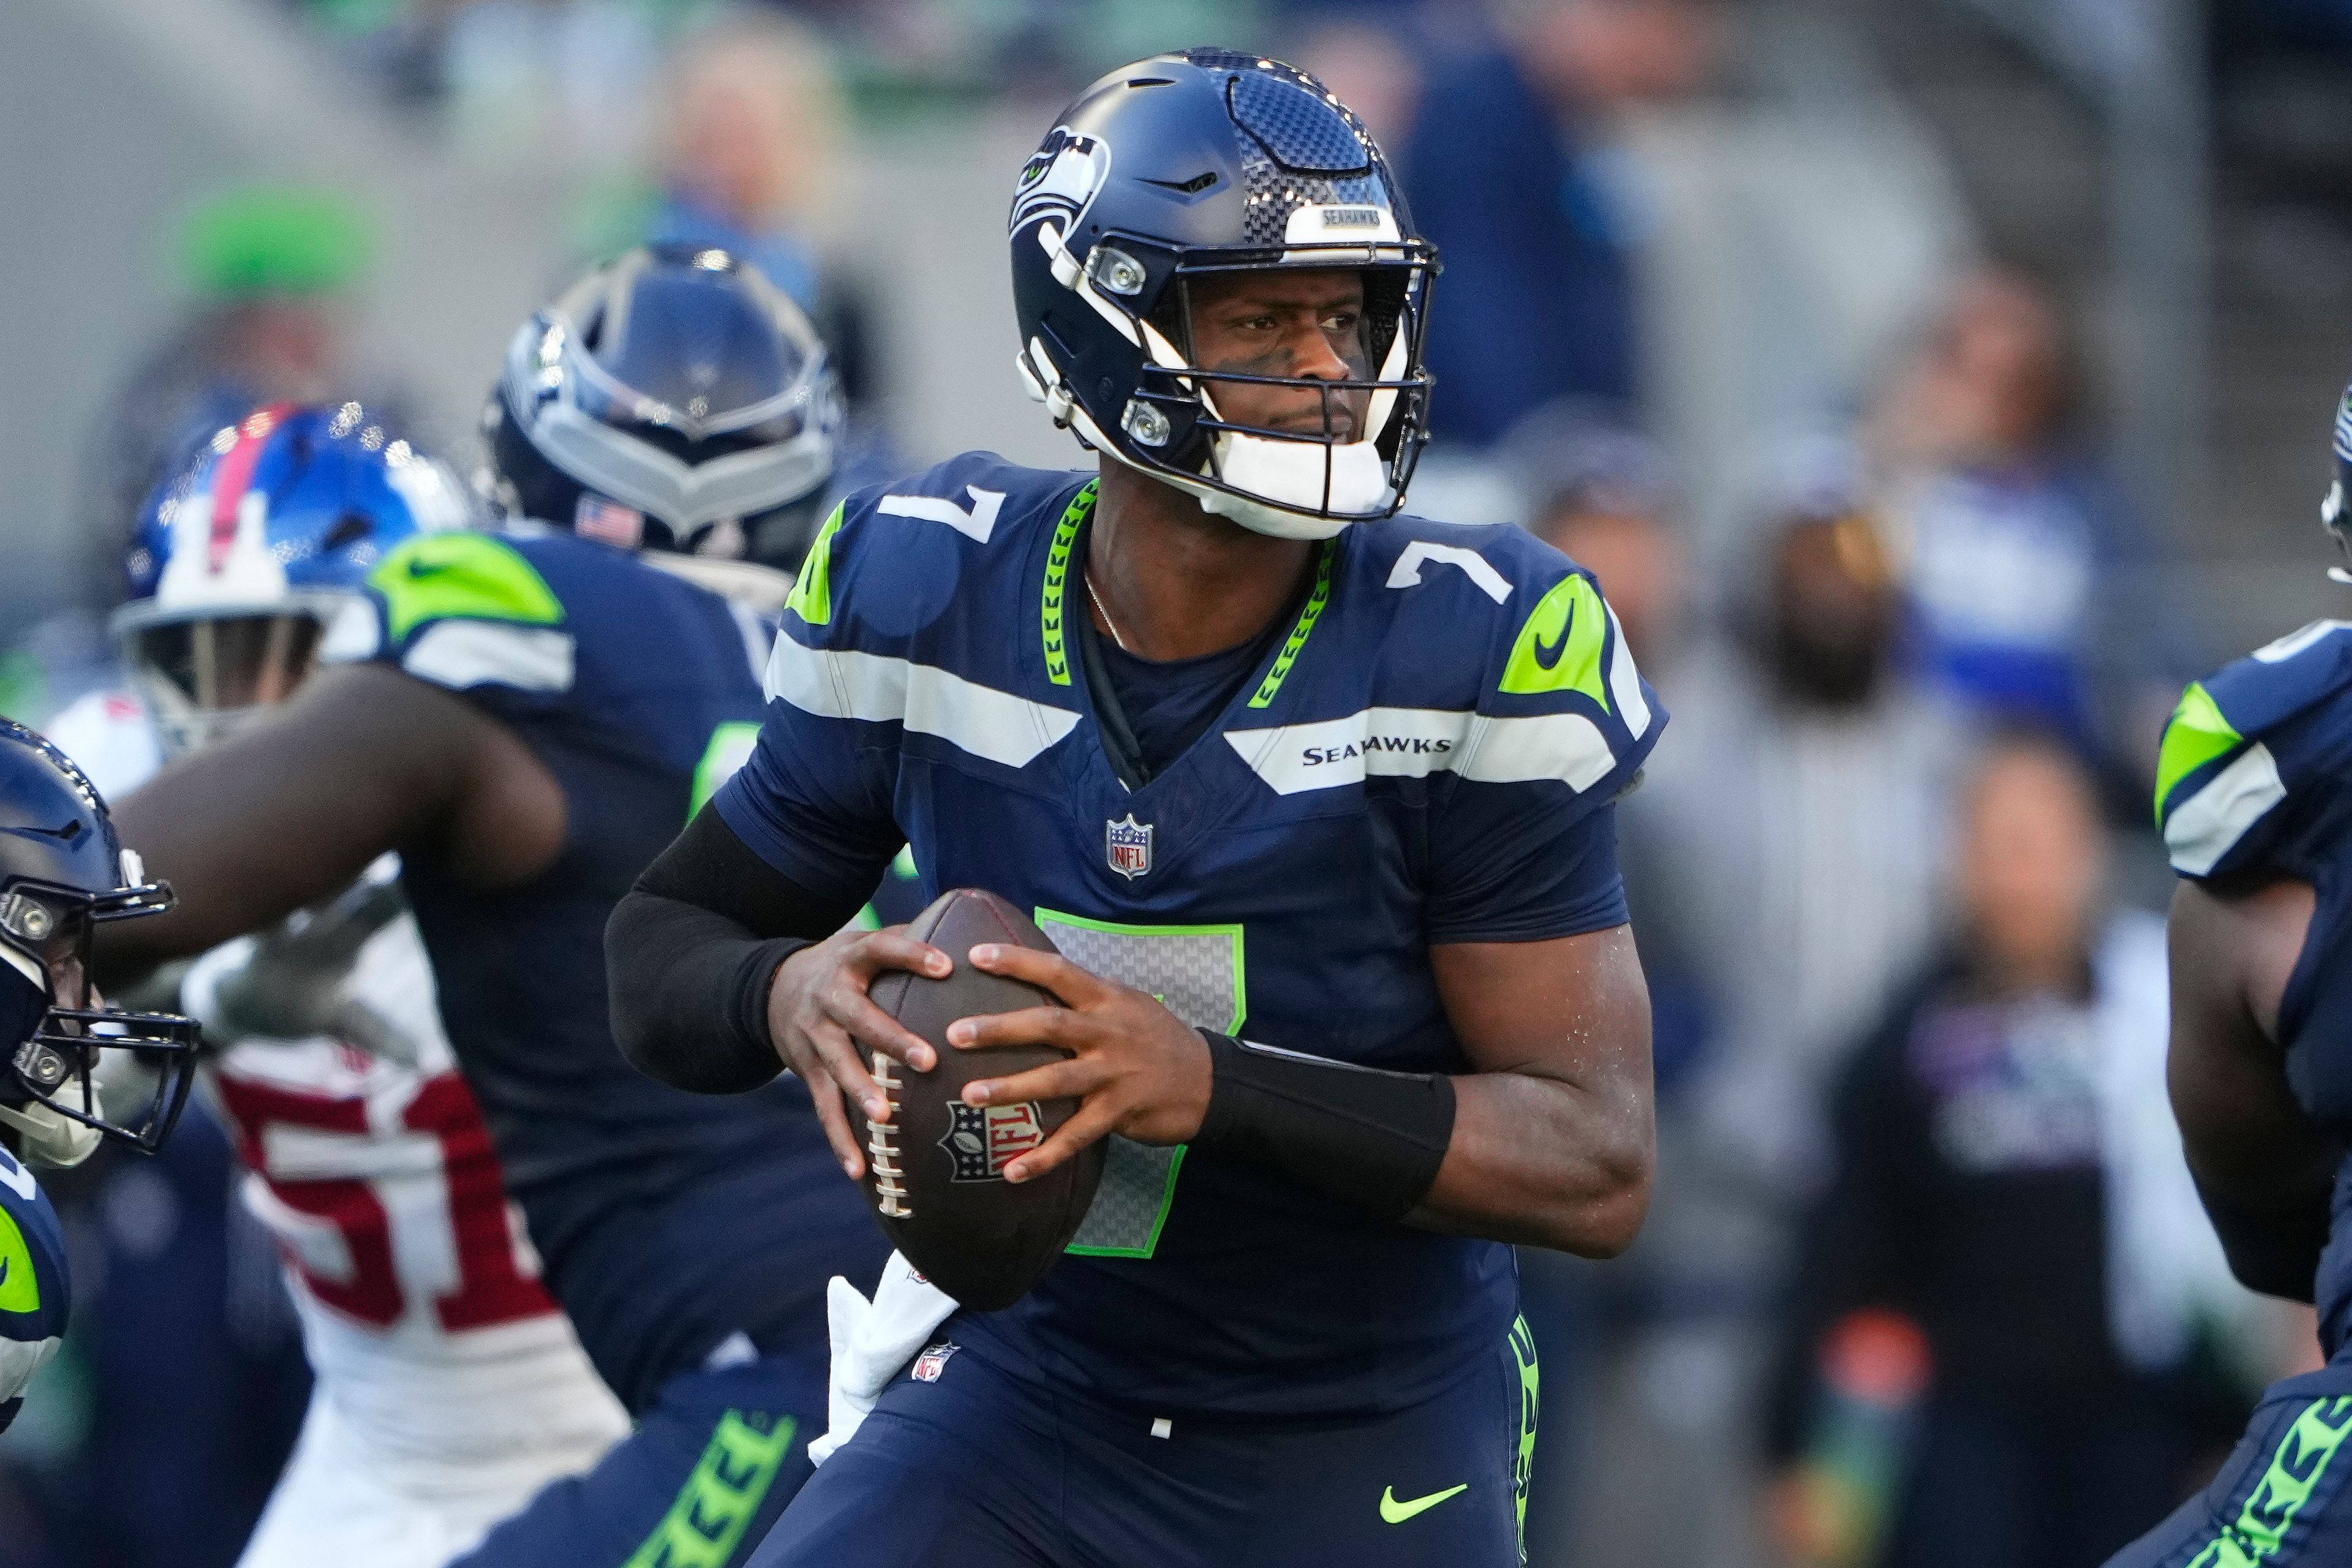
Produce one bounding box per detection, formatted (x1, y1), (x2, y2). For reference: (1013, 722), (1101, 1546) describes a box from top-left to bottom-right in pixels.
(1105, 813), (1153, 879)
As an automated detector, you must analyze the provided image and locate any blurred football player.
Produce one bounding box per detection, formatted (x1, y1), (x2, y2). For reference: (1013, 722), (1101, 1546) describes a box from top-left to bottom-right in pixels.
(611, 53), (1662, 1566)
(98, 251), (888, 1567)
(53, 403), (636, 1568)
(0, 718), (202, 1431)
(2109, 383), (2352, 1564)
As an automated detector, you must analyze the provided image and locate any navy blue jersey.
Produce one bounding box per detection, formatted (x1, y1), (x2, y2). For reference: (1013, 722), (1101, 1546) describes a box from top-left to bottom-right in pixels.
(0, 1142), (69, 1434)
(715, 454), (1663, 1417)
(2159, 619), (2352, 1352)
(323, 527), (886, 1412)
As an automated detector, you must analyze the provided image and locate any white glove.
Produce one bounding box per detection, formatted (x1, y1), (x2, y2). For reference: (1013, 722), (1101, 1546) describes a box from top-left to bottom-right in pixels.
(807, 1251), (957, 1466)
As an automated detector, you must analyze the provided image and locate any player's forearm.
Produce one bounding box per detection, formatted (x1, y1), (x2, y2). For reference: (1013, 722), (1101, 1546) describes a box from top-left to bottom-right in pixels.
(1415, 925), (1656, 1253)
(606, 805), (865, 1094)
(1409, 1066), (1654, 1254)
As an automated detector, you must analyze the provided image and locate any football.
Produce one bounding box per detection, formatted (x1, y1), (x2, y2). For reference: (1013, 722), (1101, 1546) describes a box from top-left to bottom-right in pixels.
(850, 888), (1106, 1311)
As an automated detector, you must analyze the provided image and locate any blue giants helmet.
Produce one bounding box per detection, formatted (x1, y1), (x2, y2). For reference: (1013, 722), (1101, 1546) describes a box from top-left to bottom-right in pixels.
(486, 245), (843, 570)
(1008, 49), (1439, 541)
(115, 402), (472, 756)
(0, 721), (200, 1166)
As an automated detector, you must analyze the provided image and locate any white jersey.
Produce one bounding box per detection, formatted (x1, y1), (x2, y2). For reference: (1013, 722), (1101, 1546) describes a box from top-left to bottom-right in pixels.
(43, 691), (628, 1561)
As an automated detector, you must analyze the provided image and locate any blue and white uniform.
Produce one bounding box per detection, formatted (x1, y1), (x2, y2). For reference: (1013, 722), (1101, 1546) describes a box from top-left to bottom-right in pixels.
(719, 454), (1661, 1565)
(2111, 619), (2352, 1566)
(319, 527), (889, 1567)
(0, 1140), (68, 1438)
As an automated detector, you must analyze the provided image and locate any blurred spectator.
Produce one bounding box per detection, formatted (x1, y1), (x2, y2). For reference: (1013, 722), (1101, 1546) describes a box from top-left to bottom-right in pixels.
(1867, 267), (2181, 774)
(78, 187), (395, 619)
(584, 13), (883, 418)
(1513, 401), (1689, 668)
(1395, 0), (1722, 449)
(1638, 439), (1970, 1194)
(1763, 734), (2255, 1568)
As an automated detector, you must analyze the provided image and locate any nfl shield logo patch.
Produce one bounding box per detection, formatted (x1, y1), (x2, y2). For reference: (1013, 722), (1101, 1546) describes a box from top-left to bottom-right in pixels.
(911, 1341), (958, 1382)
(940, 1101), (1045, 1182)
(1105, 813), (1153, 879)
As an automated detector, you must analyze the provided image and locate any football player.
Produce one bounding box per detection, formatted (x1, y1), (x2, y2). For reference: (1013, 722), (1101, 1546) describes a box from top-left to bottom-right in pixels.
(2107, 383), (2352, 1564)
(0, 718), (203, 1431)
(96, 248), (889, 1567)
(50, 403), (636, 1568)
(610, 51), (1662, 1566)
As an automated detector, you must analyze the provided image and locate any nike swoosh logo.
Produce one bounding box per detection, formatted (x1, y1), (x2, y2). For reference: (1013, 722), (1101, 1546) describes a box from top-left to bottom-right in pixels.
(1530, 612), (1572, 671)
(1380, 1483), (1468, 1523)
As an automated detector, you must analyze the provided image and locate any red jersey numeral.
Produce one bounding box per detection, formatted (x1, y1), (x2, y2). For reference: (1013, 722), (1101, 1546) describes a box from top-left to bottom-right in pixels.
(211, 1072), (557, 1332)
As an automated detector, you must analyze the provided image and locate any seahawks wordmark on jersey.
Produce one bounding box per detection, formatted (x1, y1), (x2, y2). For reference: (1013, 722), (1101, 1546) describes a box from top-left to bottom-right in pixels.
(717, 453), (1661, 1419)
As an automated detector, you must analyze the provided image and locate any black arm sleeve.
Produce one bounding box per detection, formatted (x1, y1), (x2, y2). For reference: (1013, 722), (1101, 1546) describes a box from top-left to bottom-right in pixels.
(1191, 1031), (1457, 1221)
(606, 804), (870, 1095)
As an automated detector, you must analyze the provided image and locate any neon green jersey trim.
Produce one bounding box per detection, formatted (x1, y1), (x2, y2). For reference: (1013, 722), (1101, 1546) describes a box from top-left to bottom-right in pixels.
(2185, 1395), (2352, 1566)
(1041, 481), (1097, 687)
(369, 533), (564, 644)
(690, 722), (761, 823)
(1247, 540), (1336, 709)
(0, 1207), (40, 1314)
(786, 502), (845, 627)
(2155, 681), (2245, 827)
(1499, 575), (1609, 708)
(620, 1410), (796, 1568)
(1035, 908), (1240, 1259)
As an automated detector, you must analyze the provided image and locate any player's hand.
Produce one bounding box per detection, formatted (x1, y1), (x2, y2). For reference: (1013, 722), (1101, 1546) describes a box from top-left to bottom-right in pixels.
(946, 944), (1211, 1185)
(767, 927), (950, 1178)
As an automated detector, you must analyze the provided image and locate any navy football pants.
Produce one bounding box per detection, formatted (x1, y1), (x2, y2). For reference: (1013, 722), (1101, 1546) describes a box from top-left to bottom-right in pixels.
(747, 1318), (1539, 1568)
(451, 1353), (823, 1568)
(2105, 1360), (2352, 1567)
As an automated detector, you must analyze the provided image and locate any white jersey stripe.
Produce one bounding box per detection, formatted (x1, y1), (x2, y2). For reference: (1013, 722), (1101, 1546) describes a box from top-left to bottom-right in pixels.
(2164, 741), (2287, 876)
(1224, 707), (1618, 796)
(765, 638), (1080, 769)
(401, 621), (576, 693)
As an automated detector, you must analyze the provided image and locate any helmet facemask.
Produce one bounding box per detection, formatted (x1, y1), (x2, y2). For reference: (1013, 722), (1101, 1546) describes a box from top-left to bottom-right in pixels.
(115, 601), (339, 760)
(0, 875), (199, 1165)
(1022, 222), (1435, 543)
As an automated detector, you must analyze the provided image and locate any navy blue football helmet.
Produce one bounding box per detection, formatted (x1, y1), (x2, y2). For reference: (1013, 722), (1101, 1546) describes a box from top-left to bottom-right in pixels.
(0, 721), (199, 1164)
(486, 244), (843, 569)
(115, 402), (470, 758)
(1008, 49), (1438, 540)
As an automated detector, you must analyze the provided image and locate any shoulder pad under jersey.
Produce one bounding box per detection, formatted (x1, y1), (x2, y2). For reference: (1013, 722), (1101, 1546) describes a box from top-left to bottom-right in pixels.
(2157, 620), (2352, 880)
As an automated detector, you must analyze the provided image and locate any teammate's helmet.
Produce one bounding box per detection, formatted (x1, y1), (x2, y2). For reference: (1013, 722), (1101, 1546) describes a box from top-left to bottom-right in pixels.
(484, 245), (843, 568)
(2323, 379), (2352, 557)
(1008, 49), (1438, 541)
(112, 402), (472, 759)
(0, 721), (200, 1165)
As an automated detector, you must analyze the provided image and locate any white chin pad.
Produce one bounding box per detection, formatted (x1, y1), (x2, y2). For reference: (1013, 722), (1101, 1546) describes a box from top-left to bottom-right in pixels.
(0, 1099), (103, 1169)
(1196, 434), (1393, 540)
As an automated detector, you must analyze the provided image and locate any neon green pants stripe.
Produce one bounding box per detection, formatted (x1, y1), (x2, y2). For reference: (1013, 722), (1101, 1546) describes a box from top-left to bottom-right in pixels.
(2188, 1396), (2352, 1567)
(622, 1410), (798, 1568)
(1509, 1315), (1539, 1566)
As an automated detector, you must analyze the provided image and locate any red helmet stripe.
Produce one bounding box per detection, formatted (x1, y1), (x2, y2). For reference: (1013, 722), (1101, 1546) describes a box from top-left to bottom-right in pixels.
(208, 403), (297, 571)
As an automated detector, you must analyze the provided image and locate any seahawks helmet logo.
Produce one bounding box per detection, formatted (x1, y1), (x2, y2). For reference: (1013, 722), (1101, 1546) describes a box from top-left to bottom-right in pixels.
(1010, 127), (1109, 238)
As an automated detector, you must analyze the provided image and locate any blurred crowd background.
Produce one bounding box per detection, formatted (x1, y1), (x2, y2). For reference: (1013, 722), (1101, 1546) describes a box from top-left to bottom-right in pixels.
(4, 0), (2352, 1564)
